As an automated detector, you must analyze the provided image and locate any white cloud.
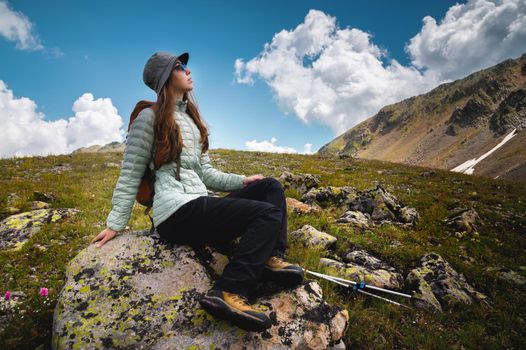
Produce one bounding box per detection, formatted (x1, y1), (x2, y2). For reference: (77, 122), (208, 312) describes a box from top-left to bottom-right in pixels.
(0, 80), (125, 158)
(235, 9), (442, 136)
(406, 0), (526, 81)
(245, 137), (312, 154)
(0, 0), (63, 56)
(0, 0), (43, 51)
(235, 1), (526, 137)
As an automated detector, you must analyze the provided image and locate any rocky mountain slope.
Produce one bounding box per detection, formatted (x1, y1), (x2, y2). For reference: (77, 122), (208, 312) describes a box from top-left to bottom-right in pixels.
(71, 141), (124, 154)
(318, 53), (526, 183)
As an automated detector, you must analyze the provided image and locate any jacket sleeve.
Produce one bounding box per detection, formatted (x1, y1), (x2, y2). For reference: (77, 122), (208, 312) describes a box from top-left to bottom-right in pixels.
(106, 109), (155, 232)
(199, 151), (246, 192)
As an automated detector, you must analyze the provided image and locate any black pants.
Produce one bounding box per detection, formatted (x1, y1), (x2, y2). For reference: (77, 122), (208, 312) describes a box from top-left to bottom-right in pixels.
(157, 177), (288, 299)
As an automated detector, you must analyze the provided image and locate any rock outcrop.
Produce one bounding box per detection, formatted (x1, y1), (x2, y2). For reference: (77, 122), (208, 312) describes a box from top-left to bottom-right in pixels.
(51, 230), (349, 349)
(444, 207), (482, 241)
(279, 171), (321, 196)
(335, 211), (372, 229)
(285, 197), (322, 215)
(0, 208), (79, 251)
(71, 141), (125, 154)
(320, 249), (403, 290)
(301, 186), (357, 208)
(289, 224), (337, 249)
(340, 184), (419, 227)
(405, 253), (488, 312)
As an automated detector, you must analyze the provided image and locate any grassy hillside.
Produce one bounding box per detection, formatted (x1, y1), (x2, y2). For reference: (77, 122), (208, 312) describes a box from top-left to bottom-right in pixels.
(1, 150), (525, 349)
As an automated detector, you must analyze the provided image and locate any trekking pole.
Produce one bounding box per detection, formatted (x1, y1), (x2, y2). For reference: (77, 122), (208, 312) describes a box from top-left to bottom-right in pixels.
(302, 268), (413, 299)
(312, 270), (413, 309)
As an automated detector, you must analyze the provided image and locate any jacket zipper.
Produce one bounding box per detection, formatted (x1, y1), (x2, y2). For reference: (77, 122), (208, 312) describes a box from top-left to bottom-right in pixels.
(184, 112), (198, 160)
(176, 111), (194, 193)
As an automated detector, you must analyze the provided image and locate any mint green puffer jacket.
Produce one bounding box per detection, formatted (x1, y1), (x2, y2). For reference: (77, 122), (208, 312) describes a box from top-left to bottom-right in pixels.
(106, 99), (246, 232)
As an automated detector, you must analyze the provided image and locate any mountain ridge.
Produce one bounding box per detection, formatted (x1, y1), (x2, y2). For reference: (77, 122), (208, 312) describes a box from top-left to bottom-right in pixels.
(318, 53), (526, 183)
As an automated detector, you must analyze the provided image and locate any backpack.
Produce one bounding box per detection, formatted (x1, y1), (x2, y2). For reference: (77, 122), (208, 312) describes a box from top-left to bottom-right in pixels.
(127, 100), (158, 233)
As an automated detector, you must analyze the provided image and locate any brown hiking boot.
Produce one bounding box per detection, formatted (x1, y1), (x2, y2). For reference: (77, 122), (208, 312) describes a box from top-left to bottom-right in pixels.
(261, 255), (304, 287)
(199, 289), (271, 332)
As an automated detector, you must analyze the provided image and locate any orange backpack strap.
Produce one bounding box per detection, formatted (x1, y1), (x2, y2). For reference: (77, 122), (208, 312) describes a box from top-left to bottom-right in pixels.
(128, 100), (156, 132)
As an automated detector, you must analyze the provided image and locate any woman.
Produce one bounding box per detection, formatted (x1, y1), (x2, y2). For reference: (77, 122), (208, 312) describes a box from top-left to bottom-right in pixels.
(90, 51), (304, 332)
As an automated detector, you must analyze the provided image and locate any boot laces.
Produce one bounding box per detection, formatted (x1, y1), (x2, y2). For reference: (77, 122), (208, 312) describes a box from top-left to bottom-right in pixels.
(229, 292), (249, 305)
(271, 256), (284, 263)
(269, 255), (289, 267)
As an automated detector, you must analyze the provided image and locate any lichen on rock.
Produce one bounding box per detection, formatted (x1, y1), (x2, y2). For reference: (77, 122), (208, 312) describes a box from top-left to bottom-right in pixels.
(0, 208), (79, 251)
(289, 224), (337, 249)
(51, 230), (349, 349)
(405, 252), (488, 312)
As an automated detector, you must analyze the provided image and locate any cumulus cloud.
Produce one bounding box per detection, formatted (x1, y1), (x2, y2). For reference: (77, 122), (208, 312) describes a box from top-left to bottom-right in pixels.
(406, 0), (526, 81)
(0, 80), (125, 158)
(245, 137), (313, 154)
(235, 9), (442, 136)
(0, 0), (63, 56)
(235, 1), (526, 138)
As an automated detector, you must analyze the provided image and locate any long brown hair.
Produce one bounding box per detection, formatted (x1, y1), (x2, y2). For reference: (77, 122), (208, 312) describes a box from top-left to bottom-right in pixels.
(152, 73), (210, 180)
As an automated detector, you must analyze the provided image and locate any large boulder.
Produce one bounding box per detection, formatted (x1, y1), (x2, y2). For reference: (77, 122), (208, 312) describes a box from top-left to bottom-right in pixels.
(52, 230), (349, 349)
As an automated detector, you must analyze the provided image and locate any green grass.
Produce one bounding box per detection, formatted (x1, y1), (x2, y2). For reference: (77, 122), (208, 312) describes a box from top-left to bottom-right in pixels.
(1, 149), (525, 349)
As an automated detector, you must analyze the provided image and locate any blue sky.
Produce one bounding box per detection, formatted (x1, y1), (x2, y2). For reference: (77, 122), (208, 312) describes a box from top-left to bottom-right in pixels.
(1, 0), (525, 157)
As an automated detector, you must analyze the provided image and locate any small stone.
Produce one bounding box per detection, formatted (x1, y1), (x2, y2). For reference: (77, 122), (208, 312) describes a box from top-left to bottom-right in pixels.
(3, 207), (21, 215)
(286, 197), (322, 214)
(289, 224), (337, 249)
(33, 191), (58, 202)
(31, 201), (50, 210)
(335, 210), (371, 229)
(7, 193), (20, 206)
(34, 244), (48, 252)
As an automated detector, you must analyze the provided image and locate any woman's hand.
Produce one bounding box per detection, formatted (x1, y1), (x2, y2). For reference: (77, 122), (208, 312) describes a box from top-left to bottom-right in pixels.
(91, 227), (120, 248)
(242, 174), (266, 187)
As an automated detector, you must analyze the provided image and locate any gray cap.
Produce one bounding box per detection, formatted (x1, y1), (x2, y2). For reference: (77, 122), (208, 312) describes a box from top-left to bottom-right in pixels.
(143, 51), (189, 95)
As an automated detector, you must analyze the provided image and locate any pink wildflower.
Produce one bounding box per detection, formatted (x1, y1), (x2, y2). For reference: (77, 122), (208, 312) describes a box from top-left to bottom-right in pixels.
(4, 291), (11, 300)
(39, 287), (48, 297)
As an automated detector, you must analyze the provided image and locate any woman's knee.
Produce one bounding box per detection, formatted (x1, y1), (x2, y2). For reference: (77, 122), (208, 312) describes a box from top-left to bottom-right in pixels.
(259, 177), (284, 191)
